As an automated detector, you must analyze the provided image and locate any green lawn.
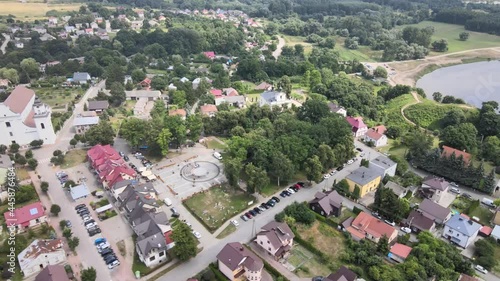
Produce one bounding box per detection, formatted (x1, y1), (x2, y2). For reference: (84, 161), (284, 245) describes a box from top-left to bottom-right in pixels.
(282, 35), (313, 55)
(382, 94), (417, 131)
(216, 224), (236, 239)
(451, 197), (494, 225)
(183, 185), (255, 232)
(205, 138), (227, 150)
(405, 100), (477, 131)
(288, 244), (331, 278)
(399, 21), (500, 54)
(334, 37), (381, 62)
(36, 88), (85, 110)
(61, 149), (87, 168)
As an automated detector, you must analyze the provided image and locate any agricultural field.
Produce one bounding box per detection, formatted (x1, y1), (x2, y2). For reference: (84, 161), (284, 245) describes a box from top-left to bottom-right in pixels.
(399, 21), (500, 54)
(0, 1), (81, 19)
(404, 100), (477, 131)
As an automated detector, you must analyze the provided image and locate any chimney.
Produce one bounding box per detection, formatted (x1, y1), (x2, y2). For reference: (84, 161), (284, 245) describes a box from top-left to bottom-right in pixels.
(240, 247), (244, 251)
(468, 220), (473, 225)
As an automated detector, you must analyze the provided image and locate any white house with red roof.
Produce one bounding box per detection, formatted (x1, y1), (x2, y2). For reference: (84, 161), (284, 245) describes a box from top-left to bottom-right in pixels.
(4, 202), (47, 234)
(87, 144), (136, 189)
(345, 116), (368, 137)
(388, 243), (412, 263)
(0, 86), (56, 147)
(363, 127), (388, 147)
(203, 51), (216, 60)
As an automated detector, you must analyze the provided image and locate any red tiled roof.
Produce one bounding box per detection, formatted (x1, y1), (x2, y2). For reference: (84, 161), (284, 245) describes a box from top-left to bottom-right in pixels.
(210, 89), (222, 97)
(372, 125), (387, 134)
(169, 109), (187, 117)
(346, 116), (367, 130)
(480, 226), (492, 236)
(200, 104), (218, 115)
(23, 109), (36, 128)
(4, 202), (45, 226)
(165, 231), (174, 245)
(203, 51), (216, 59)
(365, 129), (384, 141)
(4, 86), (35, 114)
(349, 212), (397, 241)
(441, 145), (471, 164)
(390, 243), (412, 259)
(88, 145), (135, 186)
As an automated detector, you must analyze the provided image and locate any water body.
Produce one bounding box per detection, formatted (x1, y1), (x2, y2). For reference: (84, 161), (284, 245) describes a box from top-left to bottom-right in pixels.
(416, 60), (500, 108)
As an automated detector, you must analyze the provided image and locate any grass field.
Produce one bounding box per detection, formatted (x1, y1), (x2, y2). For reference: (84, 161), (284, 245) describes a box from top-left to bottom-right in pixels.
(183, 185), (255, 232)
(400, 21), (500, 54)
(61, 149), (87, 168)
(405, 100), (477, 131)
(205, 138), (226, 150)
(334, 37), (382, 62)
(383, 94), (417, 130)
(288, 244), (331, 278)
(282, 35), (313, 55)
(36, 87), (85, 110)
(0, 2), (81, 19)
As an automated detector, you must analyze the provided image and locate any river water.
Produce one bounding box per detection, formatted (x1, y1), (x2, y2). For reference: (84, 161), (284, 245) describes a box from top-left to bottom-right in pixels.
(416, 60), (500, 108)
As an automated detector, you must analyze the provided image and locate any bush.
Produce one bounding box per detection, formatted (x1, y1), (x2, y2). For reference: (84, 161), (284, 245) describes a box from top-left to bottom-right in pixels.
(208, 263), (228, 281)
(352, 206), (363, 215)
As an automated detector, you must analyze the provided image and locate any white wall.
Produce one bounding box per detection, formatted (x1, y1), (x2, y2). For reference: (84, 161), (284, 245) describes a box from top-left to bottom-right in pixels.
(442, 225), (478, 248)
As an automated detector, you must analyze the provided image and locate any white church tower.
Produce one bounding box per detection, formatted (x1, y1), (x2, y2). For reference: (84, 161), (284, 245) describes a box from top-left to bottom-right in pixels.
(32, 97), (57, 144)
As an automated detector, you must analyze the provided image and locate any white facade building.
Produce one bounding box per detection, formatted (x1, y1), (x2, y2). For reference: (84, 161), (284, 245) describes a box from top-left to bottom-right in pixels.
(442, 214), (481, 248)
(0, 86), (56, 147)
(259, 91), (292, 108)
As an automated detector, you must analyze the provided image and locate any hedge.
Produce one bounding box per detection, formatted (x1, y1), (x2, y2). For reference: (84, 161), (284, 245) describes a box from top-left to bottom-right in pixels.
(352, 206), (363, 215)
(311, 211), (339, 228)
(209, 263), (228, 281)
(244, 245), (290, 281)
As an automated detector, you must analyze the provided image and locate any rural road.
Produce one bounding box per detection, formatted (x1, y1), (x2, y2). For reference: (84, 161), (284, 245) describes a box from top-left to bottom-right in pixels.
(273, 36), (285, 59)
(1, 33), (10, 54)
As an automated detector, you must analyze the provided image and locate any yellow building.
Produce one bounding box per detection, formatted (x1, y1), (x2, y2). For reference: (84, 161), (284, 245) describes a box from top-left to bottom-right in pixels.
(345, 166), (382, 198)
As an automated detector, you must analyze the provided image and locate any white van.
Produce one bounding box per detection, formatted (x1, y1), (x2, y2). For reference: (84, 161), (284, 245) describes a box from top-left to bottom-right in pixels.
(213, 152), (222, 160)
(164, 198), (172, 206)
(481, 198), (495, 208)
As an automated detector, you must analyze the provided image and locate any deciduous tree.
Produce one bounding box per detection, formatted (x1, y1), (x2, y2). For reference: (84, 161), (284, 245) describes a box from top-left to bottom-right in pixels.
(171, 222), (197, 261)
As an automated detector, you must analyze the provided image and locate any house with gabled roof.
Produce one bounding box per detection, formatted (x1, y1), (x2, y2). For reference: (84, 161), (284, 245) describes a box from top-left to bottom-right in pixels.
(418, 199), (451, 224)
(200, 104), (218, 117)
(217, 242), (263, 281)
(405, 209), (436, 233)
(18, 239), (65, 277)
(255, 221), (294, 260)
(443, 214), (481, 248)
(441, 145), (471, 165)
(327, 102), (347, 117)
(203, 51), (216, 60)
(421, 176), (450, 204)
(87, 144), (136, 189)
(309, 190), (343, 217)
(4, 202), (47, 234)
(345, 116), (368, 137)
(388, 243), (412, 263)
(364, 128), (388, 147)
(346, 211), (398, 243)
(323, 266), (358, 281)
(87, 100), (109, 113)
(34, 265), (70, 281)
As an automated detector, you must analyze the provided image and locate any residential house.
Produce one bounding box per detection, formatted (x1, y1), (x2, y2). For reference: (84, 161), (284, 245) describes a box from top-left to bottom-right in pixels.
(363, 128), (388, 147)
(200, 104), (218, 117)
(327, 102), (347, 117)
(32, 26), (47, 34)
(385, 181), (408, 199)
(64, 26), (76, 33)
(0, 154), (12, 181)
(117, 181), (172, 267)
(4, 202), (47, 234)
(87, 144), (136, 189)
(217, 242), (263, 281)
(418, 199), (452, 224)
(369, 156), (397, 178)
(39, 33), (55, 42)
(18, 239), (65, 277)
(192, 77), (211, 89)
(309, 190), (343, 217)
(323, 266), (358, 281)
(388, 243), (412, 263)
(346, 211), (398, 243)
(345, 116), (368, 137)
(0, 86), (57, 146)
(405, 210), (436, 233)
(345, 166), (382, 198)
(421, 176), (450, 204)
(254, 82), (273, 91)
(442, 214), (481, 248)
(441, 145), (472, 165)
(131, 20), (143, 30)
(169, 109), (187, 120)
(34, 265), (70, 281)
(124, 75), (133, 85)
(125, 90), (161, 101)
(223, 87), (239, 96)
(110, 179), (137, 199)
(491, 225), (500, 242)
(48, 17), (58, 26)
(87, 100), (109, 114)
(73, 116), (99, 134)
(210, 89), (223, 98)
(203, 51), (216, 60)
(72, 72), (91, 84)
(14, 41), (24, 49)
(215, 96), (245, 108)
(138, 78), (152, 89)
(255, 221), (294, 260)
(180, 77), (190, 83)
(259, 91), (292, 108)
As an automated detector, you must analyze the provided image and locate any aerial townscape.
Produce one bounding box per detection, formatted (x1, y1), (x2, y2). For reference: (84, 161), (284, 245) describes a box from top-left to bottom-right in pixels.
(1, 0), (500, 281)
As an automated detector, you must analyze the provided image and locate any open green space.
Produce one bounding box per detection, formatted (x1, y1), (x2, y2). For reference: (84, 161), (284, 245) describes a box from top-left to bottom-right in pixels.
(451, 197), (494, 225)
(405, 100), (476, 131)
(61, 149), (87, 168)
(183, 185), (255, 232)
(288, 244), (331, 278)
(0, 2), (81, 19)
(36, 87), (85, 110)
(282, 35), (313, 55)
(334, 37), (381, 62)
(205, 138), (227, 150)
(399, 21), (500, 54)
(383, 94), (417, 131)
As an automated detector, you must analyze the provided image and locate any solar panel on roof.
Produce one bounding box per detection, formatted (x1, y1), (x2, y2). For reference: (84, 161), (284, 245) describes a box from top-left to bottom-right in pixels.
(29, 208), (38, 215)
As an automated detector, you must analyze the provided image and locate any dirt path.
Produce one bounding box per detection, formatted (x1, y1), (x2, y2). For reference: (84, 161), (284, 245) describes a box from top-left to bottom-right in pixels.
(273, 36), (285, 59)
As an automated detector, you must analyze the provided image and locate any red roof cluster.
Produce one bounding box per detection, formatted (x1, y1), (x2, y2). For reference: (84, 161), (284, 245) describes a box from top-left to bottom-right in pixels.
(88, 145), (136, 188)
(4, 202), (45, 227)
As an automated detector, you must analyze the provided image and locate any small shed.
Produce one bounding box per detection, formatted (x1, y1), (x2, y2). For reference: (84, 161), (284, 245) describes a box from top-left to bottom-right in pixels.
(95, 204), (113, 214)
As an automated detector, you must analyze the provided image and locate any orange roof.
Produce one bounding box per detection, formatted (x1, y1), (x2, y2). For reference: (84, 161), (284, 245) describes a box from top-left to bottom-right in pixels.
(441, 145), (471, 164)
(390, 243), (412, 259)
(350, 212), (397, 241)
(169, 109), (187, 117)
(4, 86), (35, 114)
(200, 104), (218, 115)
(480, 226), (493, 236)
(372, 125), (387, 134)
(365, 129), (384, 141)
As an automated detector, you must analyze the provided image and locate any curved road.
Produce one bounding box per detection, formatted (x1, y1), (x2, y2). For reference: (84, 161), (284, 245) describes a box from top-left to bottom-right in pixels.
(272, 36), (285, 59)
(1, 33), (10, 54)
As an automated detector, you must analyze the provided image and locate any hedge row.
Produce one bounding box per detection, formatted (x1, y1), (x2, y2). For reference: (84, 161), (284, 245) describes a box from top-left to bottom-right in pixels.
(292, 230), (330, 263)
(311, 211), (339, 228)
(209, 263), (228, 281)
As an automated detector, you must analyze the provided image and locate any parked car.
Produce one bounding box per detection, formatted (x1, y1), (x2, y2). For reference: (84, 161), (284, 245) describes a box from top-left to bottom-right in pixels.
(192, 231), (202, 239)
(86, 223), (97, 229)
(272, 196), (280, 203)
(279, 192), (287, 198)
(84, 220), (96, 226)
(450, 187), (460, 194)
(312, 277), (324, 281)
(384, 220), (396, 226)
(294, 183), (303, 189)
(450, 182), (458, 187)
(336, 166), (343, 171)
(95, 238), (106, 246)
(65, 220), (72, 228)
(249, 210), (257, 216)
(347, 159), (354, 165)
(100, 248), (113, 256)
(88, 227), (101, 236)
(164, 198), (172, 206)
(104, 255), (117, 263)
(372, 212), (382, 219)
(82, 216), (92, 223)
(475, 265), (488, 274)
(356, 148), (363, 152)
(297, 182), (305, 187)
(461, 193), (472, 199)
(213, 152), (222, 160)
(240, 215), (249, 221)
(253, 207), (262, 214)
(401, 227), (412, 234)
(231, 220), (239, 227)
(323, 174), (331, 179)
(108, 260), (120, 269)
(119, 151), (125, 157)
(286, 188), (295, 194)
(79, 210), (90, 217)
(245, 212), (253, 218)
(266, 200), (276, 207)
(170, 207), (180, 218)
(76, 207), (88, 214)
(75, 204), (86, 210)
(123, 155), (129, 161)
(260, 203), (270, 210)
(329, 170), (336, 176)
(291, 186), (299, 192)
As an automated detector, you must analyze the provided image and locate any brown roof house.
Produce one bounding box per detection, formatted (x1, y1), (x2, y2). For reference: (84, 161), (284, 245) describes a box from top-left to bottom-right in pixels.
(323, 266), (358, 281)
(405, 210), (436, 233)
(217, 242), (263, 281)
(421, 176), (450, 204)
(418, 199), (452, 224)
(199, 104), (218, 117)
(34, 265), (70, 281)
(327, 102), (347, 117)
(441, 145), (472, 165)
(255, 221), (294, 260)
(87, 100), (109, 113)
(18, 239), (66, 277)
(363, 128), (388, 147)
(309, 190), (343, 217)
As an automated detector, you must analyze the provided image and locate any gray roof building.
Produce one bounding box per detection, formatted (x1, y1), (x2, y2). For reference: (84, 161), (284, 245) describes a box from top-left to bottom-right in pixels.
(87, 100), (109, 111)
(72, 72), (91, 83)
(309, 191), (343, 216)
(422, 176), (450, 191)
(419, 199), (451, 223)
(369, 155), (397, 178)
(385, 181), (406, 198)
(125, 90), (162, 100)
(324, 266), (358, 281)
(73, 116), (99, 127)
(217, 242), (263, 271)
(406, 210), (435, 232)
(346, 166), (381, 186)
(445, 214), (481, 236)
(70, 184), (90, 201)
